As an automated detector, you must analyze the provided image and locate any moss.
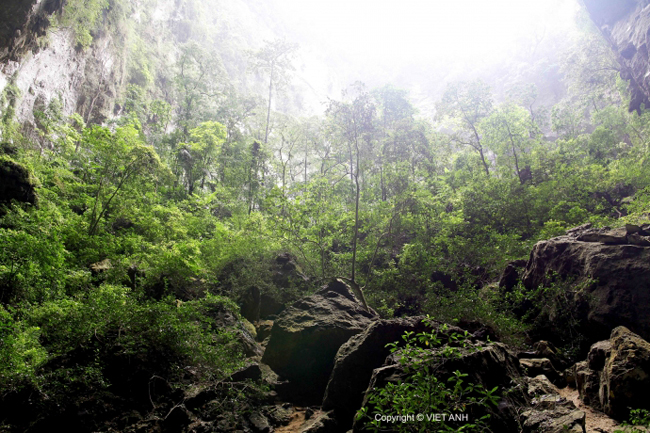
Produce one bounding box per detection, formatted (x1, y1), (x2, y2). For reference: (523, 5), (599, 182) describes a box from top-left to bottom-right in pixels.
(0, 156), (37, 207)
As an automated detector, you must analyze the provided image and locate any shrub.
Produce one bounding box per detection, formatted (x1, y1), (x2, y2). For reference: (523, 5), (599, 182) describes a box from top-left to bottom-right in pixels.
(356, 319), (499, 432)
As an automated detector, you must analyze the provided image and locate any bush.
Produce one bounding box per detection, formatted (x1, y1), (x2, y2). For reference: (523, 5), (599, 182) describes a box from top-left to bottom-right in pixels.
(17, 286), (244, 401)
(356, 319), (499, 432)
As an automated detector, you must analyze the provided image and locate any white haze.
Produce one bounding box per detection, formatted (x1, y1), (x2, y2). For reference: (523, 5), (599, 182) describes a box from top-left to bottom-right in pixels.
(264, 0), (582, 114)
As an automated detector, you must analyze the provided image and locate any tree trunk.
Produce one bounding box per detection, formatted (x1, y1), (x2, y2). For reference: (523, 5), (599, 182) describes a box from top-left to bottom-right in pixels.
(264, 65), (274, 144)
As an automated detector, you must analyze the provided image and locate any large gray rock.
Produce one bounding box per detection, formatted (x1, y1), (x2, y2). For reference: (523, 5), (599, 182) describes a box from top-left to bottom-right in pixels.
(261, 279), (376, 405)
(356, 342), (524, 432)
(566, 326), (650, 420)
(521, 406), (586, 433)
(521, 375), (586, 433)
(521, 227), (650, 347)
(322, 316), (463, 430)
(599, 326), (650, 419)
(573, 360), (602, 411)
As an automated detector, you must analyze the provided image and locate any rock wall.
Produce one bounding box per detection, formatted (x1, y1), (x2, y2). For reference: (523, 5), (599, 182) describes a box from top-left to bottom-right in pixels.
(0, 0), (127, 132)
(0, 0), (61, 64)
(583, 0), (650, 112)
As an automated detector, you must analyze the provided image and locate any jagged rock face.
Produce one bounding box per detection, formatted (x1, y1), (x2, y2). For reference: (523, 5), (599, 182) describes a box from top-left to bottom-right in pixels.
(568, 326), (650, 420)
(522, 224), (650, 345)
(260, 279), (377, 405)
(600, 326), (650, 418)
(0, 0), (61, 64)
(583, 0), (650, 112)
(322, 316), (452, 430)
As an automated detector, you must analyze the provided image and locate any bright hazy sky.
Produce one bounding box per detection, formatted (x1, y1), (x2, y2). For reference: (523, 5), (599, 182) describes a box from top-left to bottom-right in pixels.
(274, 0), (580, 64)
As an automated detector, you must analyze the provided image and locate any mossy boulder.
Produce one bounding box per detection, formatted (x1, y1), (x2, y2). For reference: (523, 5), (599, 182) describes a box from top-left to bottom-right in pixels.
(0, 156), (37, 210)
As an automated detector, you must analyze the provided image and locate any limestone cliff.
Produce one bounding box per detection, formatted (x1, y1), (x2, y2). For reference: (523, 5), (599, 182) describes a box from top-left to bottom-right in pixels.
(0, 0), (277, 134)
(583, 0), (650, 112)
(0, 0), (126, 131)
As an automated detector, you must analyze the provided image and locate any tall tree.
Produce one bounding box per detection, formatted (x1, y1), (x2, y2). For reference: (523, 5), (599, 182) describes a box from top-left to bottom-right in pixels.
(326, 83), (376, 309)
(248, 40), (298, 144)
(174, 42), (226, 135)
(481, 104), (534, 184)
(437, 80), (493, 176)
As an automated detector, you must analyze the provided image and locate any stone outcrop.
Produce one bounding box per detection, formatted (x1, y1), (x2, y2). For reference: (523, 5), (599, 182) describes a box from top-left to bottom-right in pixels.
(573, 360), (602, 411)
(583, 0), (650, 112)
(0, 0), (59, 64)
(567, 326), (650, 420)
(521, 224), (650, 346)
(356, 341), (524, 432)
(521, 375), (586, 432)
(520, 358), (563, 386)
(599, 326), (650, 418)
(499, 259), (527, 291)
(322, 316), (464, 430)
(261, 279), (377, 405)
(204, 300), (263, 358)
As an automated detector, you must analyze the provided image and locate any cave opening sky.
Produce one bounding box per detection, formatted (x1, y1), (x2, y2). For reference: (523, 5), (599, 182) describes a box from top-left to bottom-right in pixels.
(266, 0), (582, 111)
(273, 0), (580, 67)
(276, 0), (580, 62)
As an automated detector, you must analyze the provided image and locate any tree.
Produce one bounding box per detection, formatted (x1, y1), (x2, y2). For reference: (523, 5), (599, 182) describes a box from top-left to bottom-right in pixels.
(174, 42), (226, 134)
(437, 80), (493, 176)
(481, 104), (534, 184)
(372, 85), (417, 200)
(83, 123), (165, 235)
(176, 121), (227, 195)
(326, 83), (376, 309)
(561, 24), (620, 111)
(248, 39), (298, 144)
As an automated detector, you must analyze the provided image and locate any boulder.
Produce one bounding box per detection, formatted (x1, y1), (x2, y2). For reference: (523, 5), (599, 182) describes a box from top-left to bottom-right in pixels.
(272, 252), (310, 289)
(247, 411), (271, 433)
(522, 374), (585, 432)
(525, 375), (559, 399)
(518, 340), (566, 372)
(575, 227), (627, 244)
(229, 363), (262, 382)
(356, 342), (524, 432)
(520, 358), (563, 386)
(322, 316), (463, 430)
(261, 279), (377, 405)
(573, 361), (602, 411)
(565, 327), (650, 419)
(255, 320), (273, 342)
(499, 259), (527, 291)
(599, 326), (650, 419)
(0, 155), (36, 211)
(238, 254), (310, 323)
(521, 226), (650, 347)
(204, 301), (263, 358)
(240, 286), (261, 323)
(521, 407), (586, 433)
(587, 340), (612, 371)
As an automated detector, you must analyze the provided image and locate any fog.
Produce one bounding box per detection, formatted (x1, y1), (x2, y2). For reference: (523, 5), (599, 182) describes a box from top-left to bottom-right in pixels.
(266, 0), (582, 113)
